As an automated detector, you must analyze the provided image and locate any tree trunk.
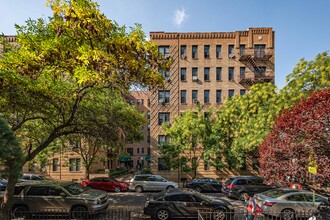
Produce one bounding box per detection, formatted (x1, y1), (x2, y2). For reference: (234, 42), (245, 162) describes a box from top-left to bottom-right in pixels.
(85, 166), (90, 180)
(1, 172), (20, 220)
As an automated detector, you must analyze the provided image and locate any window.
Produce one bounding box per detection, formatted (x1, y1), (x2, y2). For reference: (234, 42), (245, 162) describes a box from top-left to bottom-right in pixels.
(129, 99), (134, 105)
(240, 44), (245, 55)
(147, 135), (150, 143)
(137, 148), (140, 154)
(204, 90), (210, 104)
(254, 44), (266, 58)
(192, 45), (198, 59)
(240, 67), (246, 79)
(141, 148), (144, 154)
(181, 90), (187, 104)
(53, 158), (59, 172)
(148, 99), (150, 107)
(69, 158), (81, 172)
(216, 67), (222, 81)
(126, 148), (133, 156)
(240, 157), (247, 170)
(216, 90), (222, 104)
(181, 45), (187, 59)
(252, 157), (259, 170)
(235, 179), (248, 185)
(158, 135), (170, 145)
(147, 112), (150, 120)
(181, 68), (187, 81)
(286, 194), (306, 202)
(27, 187), (49, 196)
(136, 99), (140, 105)
(147, 148), (150, 155)
(228, 67), (234, 81)
(49, 187), (63, 196)
(255, 67), (266, 77)
(192, 90), (198, 103)
(204, 45), (210, 58)
(216, 45), (222, 58)
(158, 113), (170, 125)
(240, 89), (246, 96)
(192, 67), (198, 80)
(158, 158), (170, 170)
(228, 45), (234, 57)
(147, 123), (150, 132)
(158, 90), (170, 104)
(204, 68), (210, 81)
(141, 99), (144, 105)
(204, 159), (210, 171)
(158, 46), (170, 58)
(159, 68), (170, 81)
(228, 90), (235, 98)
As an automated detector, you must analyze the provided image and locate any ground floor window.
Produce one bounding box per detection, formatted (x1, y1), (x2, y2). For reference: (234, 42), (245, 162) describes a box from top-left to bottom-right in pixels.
(69, 158), (81, 172)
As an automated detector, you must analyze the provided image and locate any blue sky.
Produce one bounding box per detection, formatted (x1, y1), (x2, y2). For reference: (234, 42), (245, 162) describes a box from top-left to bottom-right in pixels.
(1, 0), (330, 89)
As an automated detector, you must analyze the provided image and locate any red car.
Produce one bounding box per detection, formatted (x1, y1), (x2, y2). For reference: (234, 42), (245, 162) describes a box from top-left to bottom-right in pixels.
(81, 177), (128, 192)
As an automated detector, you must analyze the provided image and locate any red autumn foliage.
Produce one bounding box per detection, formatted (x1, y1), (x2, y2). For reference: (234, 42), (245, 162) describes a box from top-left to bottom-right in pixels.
(259, 88), (330, 186)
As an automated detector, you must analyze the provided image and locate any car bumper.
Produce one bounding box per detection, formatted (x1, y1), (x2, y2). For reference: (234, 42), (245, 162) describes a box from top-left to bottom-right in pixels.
(89, 200), (110, 214)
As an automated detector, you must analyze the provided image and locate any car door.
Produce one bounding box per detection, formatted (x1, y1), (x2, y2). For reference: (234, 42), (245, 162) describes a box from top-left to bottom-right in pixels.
(91, 178), (102, 190)
(24, 186), (51, 211)
(153, 176), (167, 191)
(209, 179), (222, 191)
(164, 194), (191, 218)
(105, 178), (115, 191)
(303, 193), (325, 210)
(47, 186), (69, 212)
(285, 194), (307, 212)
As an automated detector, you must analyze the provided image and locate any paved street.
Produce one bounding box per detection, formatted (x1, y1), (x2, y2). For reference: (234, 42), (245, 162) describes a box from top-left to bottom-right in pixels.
(107, 191), (246, 219)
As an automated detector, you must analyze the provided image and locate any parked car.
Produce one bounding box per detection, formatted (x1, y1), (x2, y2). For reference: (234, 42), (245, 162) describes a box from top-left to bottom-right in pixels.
(11, 181), (109, 219)
(184, 178), (222, 192)
(18, 173), (54, 182)
(81, 177), (128, 192)
(128, 174), (178, 193)
(144, 188), (234, 220)
(222, 176), (274, 200)
(254, 188), (328, 220)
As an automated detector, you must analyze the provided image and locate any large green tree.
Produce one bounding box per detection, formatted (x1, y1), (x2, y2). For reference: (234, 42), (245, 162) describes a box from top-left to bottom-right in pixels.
(162, 105), (209, 179)
(0, 0), (169, 215)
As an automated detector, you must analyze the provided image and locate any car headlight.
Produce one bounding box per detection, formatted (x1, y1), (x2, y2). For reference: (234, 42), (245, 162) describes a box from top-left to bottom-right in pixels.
(90, 199), (100, 205)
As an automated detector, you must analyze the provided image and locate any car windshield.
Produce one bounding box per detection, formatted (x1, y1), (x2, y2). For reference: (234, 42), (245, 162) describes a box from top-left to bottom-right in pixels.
(194, 191), (212, 202)
(64, 183), (88, 195)
(223, 178), (234, 185)
(263, 189), (299, 198)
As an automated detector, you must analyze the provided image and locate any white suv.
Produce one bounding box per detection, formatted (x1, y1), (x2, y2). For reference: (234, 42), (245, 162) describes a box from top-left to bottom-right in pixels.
(128, 174), (178, 193)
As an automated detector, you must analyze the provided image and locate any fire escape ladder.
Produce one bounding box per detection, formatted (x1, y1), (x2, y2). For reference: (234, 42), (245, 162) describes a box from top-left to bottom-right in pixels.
(247, 55), (262, 77)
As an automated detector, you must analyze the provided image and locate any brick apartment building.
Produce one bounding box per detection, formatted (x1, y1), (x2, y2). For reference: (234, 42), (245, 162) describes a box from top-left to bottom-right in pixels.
(149, 27), (275, 181)
(1, 27), (275, 182)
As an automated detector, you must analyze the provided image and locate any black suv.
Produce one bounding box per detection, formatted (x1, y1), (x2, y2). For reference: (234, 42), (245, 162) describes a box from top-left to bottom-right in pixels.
(221, 176), (274, 201)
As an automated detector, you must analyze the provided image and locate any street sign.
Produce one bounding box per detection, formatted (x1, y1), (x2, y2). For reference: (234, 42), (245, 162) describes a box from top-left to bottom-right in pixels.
(308, 166), (317, 175)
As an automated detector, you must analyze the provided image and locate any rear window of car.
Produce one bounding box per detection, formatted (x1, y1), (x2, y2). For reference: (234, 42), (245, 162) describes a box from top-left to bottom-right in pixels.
(134, 176), (150, 181)
(223, 178), (234, 185)
(263, 189), (299, 198)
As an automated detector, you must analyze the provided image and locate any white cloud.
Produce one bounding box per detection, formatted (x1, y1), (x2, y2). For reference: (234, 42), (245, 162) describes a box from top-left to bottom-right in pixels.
(173, 8), (187, 27)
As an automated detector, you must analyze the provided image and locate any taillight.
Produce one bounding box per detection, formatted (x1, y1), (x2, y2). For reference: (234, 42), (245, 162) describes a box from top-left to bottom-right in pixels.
(264, 201), (277, 206)
(227, 184), (235, 189)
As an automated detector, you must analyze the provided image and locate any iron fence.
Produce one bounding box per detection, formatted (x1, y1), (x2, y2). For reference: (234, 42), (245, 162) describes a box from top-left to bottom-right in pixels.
(197, 209), (328, 220)
(1, 208), (131, 220)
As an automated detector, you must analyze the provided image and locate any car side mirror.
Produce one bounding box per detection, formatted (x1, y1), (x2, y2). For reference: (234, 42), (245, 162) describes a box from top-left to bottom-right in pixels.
(60, 192), (67, 197)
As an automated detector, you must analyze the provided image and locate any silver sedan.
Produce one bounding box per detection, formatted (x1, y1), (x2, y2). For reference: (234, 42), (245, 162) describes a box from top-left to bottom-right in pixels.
(254, 188), (328, 220)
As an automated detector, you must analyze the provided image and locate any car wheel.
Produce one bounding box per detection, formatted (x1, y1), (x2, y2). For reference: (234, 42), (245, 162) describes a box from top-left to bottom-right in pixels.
(114, 186), (121, 192)
(135, 186), (143, 193)
(195, 186), (202, 192)
(71, 205), (88, 219)
(212, 209), (226, 220)
(12, 205), (30, 218)
(281, 208), (295, 220)
(238, 192), (246, 201)
(166, 185), (174, 192)
(155, 209), (170, 220)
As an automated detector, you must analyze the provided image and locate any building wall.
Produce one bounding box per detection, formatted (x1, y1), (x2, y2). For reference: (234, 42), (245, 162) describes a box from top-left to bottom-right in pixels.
(149, 28), (275, 181)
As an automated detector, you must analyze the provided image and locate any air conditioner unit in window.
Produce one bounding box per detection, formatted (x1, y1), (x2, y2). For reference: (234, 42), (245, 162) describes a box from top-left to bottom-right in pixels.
(181, 54), (187, 59)
(229, 54), (235, 59)
(164, 121), (170, 125)
(193, 99), (199, 104)
(192, 76), (198, 81)
(159, 98), (165, 104)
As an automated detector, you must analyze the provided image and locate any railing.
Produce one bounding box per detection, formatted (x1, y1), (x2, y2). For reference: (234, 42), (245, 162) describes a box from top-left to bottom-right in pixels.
(198, 209), (328, 220)
(239, 49), (273, 60)
(1, 208), (131, 220)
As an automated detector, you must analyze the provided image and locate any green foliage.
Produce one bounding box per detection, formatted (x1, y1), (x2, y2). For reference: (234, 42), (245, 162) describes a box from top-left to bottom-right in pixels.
(109, 168), (128, 178)
(0, 119), (24, 178)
